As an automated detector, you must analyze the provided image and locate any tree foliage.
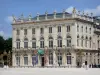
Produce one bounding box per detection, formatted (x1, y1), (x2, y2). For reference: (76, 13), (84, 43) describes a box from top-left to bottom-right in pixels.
(0, 36), (12, 53)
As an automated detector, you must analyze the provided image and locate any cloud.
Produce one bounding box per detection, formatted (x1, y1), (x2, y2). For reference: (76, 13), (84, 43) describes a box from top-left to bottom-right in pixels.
(5, 16), (13, 23)
(66, 6), (74, 13)
(66, 5), (100, 16)
(84, 5), (100, 16)
(0, 31), (11, 39)
(0, 31), (4, 36)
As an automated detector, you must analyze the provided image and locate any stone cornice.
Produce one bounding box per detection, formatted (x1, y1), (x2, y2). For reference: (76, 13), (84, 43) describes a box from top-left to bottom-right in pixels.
(12, 18), (95, 26)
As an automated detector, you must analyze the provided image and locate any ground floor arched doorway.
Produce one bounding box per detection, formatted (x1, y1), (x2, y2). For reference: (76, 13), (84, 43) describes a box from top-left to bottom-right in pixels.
(40, 55), (44, 67)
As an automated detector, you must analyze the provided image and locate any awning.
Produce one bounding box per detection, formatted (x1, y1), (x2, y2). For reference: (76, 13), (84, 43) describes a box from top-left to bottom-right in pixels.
(38, 49), (44, 55)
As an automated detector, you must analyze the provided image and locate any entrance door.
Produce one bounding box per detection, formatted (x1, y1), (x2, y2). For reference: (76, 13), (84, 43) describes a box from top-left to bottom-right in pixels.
(41, 56), (44, 66)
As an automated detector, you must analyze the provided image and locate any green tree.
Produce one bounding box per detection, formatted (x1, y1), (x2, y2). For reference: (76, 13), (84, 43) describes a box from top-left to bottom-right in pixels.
(0, 36), (5, 52)
(4, 38), (12, 52)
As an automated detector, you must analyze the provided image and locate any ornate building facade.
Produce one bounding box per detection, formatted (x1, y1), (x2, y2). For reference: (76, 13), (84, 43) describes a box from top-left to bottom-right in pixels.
(12, 8), (100, 67)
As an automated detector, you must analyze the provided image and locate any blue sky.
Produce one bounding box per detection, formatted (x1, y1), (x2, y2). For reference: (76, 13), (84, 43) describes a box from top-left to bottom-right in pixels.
(0, 0), (100, 39)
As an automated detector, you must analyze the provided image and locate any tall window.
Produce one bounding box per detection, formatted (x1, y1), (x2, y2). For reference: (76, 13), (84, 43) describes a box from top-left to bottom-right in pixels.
(32, 55), (38, 66)
(81, 26), (83, 32)
(86, 27), (87, 33)
(89, 37), (92, 48)
(16, 55), (20, 66)
(85, 36), (88, 47)
(24, 29), (27, 35)
(16, 29), (20, 35)
(77, 25), (79, 32)
(57, 50), (62, 65)
(49, 51), (53, 65)
(32, 38), (36, 48)
(57, 36), (62, 47)
(81, 36), (84, 47)
(67, 26), (70, 32)
(67, 53), (71, 64)
(98, 40), (99, 48)
(16, 39), (20, 49)
(67, 35), (71, 47)
(89, 28), (91, 34)
(77, 35), (79, 46)
(49, 27), (52, 33)
(24, 38), (28, 48)
(32, 28), (35, 34)
(49, 37), (53, 48)
(58, 26), (61, 32)
(40, 37), (44, 48)
(40, 28), (44, 34)
(24, 55), (28, 65)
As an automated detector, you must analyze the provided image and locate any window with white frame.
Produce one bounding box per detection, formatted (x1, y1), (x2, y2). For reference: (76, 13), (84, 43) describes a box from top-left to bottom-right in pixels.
(89, 37), (92, 48)
(77, 25), (79, 32)
(49, 51), (53, 65)
(57, 36), (62, 47)
(40, 37), (44, 48)
(24, 38), (28, 48)
(49, 36), (53, 48)
(32, 28), (35, 34)
(67, 35), (71, 47)
(24, 29), (27, 35)
(16, 55), (20, 66)
(58, 26), (61, 32)
(49, 27), (52, 33)
(24, 55), (28, 65)
(89, 28), (91, 34)
(86, 27), (87, 33)
(67, 26), (70, 32)
(85, 36), (88, 47)
(32, 38), (36, 48)
(81, 36), (84, 47)
(16, 39), (20, 49)
(81, 26), (83, 32)
(67, 52), (71, 64)
(57, 50), (62, 65)
(77, 35), (79, 46)
(16, 29), (20, 35)
(40, 28), (44, 34)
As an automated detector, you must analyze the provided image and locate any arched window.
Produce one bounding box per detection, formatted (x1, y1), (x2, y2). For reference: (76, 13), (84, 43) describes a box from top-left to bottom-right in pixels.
(32, 54), (38, 66)
(49, 36), (53, 48)
(57, 50), (62, 65)
(77, 35), (79, 46)
(85, 36), (88, 47)
(67, 35), (71, 47)
(49, 51), (53, 65)
(40, 37), (44, 48)
(57, 36), (62, 47)
(81, 36), (84, 47)
(32, 38), (36, 48)
(15, 55), (20, 66)
(24, 38), (28, 48)
(67, 52), (71, 64)
(24, 54), (28, 65)
(16, 39), (20, 49)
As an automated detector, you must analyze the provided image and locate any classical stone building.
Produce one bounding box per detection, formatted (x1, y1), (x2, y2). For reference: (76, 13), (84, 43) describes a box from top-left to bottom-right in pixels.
(12, 8), (100, 67)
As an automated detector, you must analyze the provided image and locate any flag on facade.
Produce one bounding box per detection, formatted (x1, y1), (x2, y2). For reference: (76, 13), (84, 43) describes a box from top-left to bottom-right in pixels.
(36, 54), (38, 64)
(44, 50), (48, 65)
